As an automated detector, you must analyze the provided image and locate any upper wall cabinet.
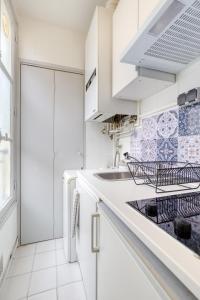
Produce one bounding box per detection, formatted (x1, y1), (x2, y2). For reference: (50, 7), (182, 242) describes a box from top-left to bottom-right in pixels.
(112, 0), (138, 99)
(113, 0), (175, 101)
(85, 6), (137, 122)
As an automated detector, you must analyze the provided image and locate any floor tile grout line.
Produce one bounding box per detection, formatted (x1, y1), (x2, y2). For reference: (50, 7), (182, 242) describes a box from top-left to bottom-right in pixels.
(56, 263), (59, 300)
(27, 244), (37, 298)
(27, 287), (57, 298)
(26, 279), (83, 298)
(5, 261), (69, 280)
(3, 240), (65, 299)
(25, 280), (82, 299)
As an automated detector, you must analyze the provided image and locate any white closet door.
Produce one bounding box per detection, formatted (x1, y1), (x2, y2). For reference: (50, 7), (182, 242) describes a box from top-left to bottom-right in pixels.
(54, 71), (84, 237)
(21, 65), (54, 244)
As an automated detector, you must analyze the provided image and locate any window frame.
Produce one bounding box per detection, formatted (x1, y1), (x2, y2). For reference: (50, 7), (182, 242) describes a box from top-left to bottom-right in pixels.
(0, 0), (16, 215)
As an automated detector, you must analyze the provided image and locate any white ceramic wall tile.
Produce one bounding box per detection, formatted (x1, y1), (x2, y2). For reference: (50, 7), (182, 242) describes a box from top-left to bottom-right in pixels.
(0, 273), (31, 300)
(28, 289), (57, 300)
(8, 256), (34, 277)
(56, 250), (66, 265)
(29, 267), (56, 296)
(55, 239), (64, 250)
(36, 240), (56, 253)
(57, 263), (82, 287)
(15, 244), (36, 258)
(33, 251), (56, 271)
(58, 282), (86, 300)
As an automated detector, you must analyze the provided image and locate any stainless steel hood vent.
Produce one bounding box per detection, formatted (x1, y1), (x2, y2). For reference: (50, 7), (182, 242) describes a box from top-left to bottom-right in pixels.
(121, 0), (200, 74)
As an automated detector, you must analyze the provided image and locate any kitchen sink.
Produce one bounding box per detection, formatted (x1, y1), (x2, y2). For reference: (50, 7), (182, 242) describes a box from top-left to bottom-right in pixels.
(94, 171), (132, 181)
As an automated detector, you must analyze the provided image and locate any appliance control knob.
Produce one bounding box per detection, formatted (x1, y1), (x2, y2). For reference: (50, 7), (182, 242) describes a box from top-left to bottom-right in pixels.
(145, 203), (158, 217)
(173, 217), (191, 240)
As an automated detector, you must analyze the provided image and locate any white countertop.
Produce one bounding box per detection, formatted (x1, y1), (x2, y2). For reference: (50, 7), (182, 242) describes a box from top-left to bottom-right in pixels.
(77, 169), (200, 299)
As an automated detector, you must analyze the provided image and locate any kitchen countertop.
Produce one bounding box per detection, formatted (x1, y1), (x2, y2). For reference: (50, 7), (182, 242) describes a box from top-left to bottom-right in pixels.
(77, 169), (200, 299)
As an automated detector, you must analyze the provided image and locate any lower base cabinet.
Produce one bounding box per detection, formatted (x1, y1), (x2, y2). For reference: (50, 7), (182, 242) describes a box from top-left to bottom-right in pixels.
(76, 180), (197, 300)
(97, 205), (164, 300)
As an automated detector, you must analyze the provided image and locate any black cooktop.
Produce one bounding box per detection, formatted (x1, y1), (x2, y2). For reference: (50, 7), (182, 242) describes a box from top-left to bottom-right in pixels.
(127, 192), (200, 255)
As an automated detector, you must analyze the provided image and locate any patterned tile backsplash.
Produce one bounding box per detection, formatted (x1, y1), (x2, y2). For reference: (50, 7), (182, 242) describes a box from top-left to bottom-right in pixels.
(130, 102), (200, 163)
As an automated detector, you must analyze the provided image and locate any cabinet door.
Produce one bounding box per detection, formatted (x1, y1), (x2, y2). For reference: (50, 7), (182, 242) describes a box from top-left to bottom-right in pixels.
(76, 180), (98, 300)
(21, 65), (54, 244)
(112, 0), (138, 98)
(54, 71), (84, 238)
(139, 0), (161, 29)
(85, 9), (98, 120)
(97, 209), (163, 300)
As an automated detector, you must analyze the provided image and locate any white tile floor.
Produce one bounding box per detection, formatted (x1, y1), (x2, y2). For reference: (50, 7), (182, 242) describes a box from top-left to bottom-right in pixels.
(0, 239), (86, 300)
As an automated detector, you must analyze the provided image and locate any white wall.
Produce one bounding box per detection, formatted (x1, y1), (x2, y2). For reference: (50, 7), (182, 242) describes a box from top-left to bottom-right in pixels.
(0, 206), (17, 282)
(85, 123), (113, 169)
(140, 59), (200, 116)
(18, 17), (85, 71)
(119, 59), (200, 152)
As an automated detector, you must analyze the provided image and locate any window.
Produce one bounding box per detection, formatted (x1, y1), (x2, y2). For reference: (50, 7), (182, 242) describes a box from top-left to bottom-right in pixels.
(1, 0), (12, 75)
(0, 0), (14, 210)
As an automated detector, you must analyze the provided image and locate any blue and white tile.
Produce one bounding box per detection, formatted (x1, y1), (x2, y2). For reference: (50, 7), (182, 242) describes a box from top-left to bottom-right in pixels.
(157, 109), (178, 139)
(178, 136), (200, 163)
(142, 116), (157, 140)
(131, 127), (142, 141)
(157, 138), (178, 161)
(130, 139), (142, 161)
(141, 139), (157, 161)
(179, 102), (200, 136)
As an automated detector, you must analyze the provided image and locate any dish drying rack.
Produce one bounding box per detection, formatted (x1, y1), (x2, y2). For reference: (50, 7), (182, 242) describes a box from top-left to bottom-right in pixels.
(125, 154), (200, 193)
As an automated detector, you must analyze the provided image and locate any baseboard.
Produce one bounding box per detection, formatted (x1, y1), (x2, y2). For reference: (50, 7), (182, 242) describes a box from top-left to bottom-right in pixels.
(0, 237), (18, 289)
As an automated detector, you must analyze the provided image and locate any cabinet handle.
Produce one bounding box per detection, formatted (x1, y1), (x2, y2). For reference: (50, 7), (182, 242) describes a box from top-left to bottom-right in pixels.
(91, 213), (100, 253)
(86, 68), (96, 92)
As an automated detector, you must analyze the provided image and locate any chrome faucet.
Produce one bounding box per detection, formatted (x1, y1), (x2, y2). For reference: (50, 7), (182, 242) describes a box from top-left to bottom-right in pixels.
(113, 138), (121, 168)
(114, 148), (120, 168)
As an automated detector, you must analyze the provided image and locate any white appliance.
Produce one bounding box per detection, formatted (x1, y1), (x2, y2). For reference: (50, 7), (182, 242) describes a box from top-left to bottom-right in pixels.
(122, 0), (200, 74)
(63, 171), (77, 263)
(85, 6), (138, 122)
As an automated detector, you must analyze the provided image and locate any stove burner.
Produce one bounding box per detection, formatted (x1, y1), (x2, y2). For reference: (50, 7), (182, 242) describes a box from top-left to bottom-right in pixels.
(173, 217), (192, 240)
(127, 192), (200, 255)
(145, 203), (158, 217)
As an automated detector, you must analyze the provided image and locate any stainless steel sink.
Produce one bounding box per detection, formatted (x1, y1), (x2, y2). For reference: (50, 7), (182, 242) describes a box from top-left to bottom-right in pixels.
(94, 171), (132, 181)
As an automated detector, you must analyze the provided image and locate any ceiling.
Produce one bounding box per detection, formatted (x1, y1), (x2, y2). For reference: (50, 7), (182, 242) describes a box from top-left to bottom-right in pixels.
(11, 0), (107, 33)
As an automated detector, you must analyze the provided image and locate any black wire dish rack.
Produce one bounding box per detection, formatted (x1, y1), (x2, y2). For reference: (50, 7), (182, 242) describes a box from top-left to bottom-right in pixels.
(124, 153), (200, 193)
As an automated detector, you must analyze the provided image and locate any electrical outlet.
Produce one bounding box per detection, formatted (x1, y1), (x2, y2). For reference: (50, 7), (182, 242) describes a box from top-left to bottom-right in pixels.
(0, 255), (3, 279)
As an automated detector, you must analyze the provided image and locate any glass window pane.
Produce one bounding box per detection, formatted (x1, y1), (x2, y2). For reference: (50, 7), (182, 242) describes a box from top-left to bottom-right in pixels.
(0, 68), (11, 136)
(0, 141), (11, 206)
(1, 0), (12, 75)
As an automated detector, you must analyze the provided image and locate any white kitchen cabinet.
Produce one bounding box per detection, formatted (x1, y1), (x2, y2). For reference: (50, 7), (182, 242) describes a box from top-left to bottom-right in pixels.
(139, 0), (161, 29)
(97, 205), (164, 300)
(112, 0), (175, 101)
(21, 65), (84, 244)
(112, 0), (138, 99)
(97, 203), (196, 300)
(76, 177), (197, 300)
(76, 179), (99, 300)
(85, 6), (137, 122)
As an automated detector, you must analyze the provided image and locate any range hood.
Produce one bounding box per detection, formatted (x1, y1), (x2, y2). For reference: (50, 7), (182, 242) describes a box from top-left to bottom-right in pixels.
(121, 0), (200, 74)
